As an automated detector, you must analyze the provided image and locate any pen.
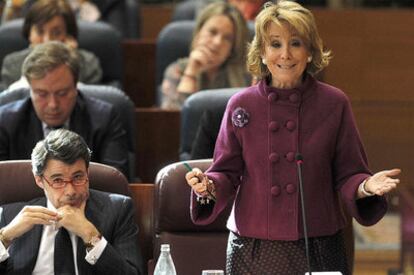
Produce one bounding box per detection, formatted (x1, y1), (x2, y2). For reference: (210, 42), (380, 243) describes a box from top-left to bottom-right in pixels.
(183, 162), (192, 172)
(183, 162), (216, 202)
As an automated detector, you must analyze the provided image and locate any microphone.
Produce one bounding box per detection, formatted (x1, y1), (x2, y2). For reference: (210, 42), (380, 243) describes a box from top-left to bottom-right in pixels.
(296, 153), (312, 275)
(298, 153), (343, 275)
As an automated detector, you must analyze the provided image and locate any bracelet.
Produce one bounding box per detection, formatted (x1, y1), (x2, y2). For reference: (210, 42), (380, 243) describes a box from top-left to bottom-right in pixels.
(360, 179), (374, 197)
(183, 73), (197, 80)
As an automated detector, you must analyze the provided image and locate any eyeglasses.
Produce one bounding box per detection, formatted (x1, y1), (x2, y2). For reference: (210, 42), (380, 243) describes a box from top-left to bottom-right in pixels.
(42, 174), (88, 189)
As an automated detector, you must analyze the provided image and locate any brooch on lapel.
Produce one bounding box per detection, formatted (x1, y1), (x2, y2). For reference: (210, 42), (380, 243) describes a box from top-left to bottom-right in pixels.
(232, 107), (249, 128)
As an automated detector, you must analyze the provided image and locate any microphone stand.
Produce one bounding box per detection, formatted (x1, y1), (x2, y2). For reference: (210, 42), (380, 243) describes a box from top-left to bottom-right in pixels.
(297, 153), (343, 275)
(296, 153), (312, 275)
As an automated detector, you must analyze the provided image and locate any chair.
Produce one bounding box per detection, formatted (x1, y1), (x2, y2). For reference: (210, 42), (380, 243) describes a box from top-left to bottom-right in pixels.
(152, 159), (231, 275)
(0, 85), (136, 181)
(171, 0), (198, 21)
(0, 160), (130, 205)
(0, 19), (122, 86)
(180, 87), (242, 160)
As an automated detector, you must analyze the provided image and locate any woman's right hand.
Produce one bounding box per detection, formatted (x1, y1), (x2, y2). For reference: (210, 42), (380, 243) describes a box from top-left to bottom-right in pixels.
(185, 167), (210, 196)
(186, 44), (216, 76)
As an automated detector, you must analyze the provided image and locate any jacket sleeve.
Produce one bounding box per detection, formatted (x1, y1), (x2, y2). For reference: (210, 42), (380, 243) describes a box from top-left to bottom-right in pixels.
(99, 106), (130, 178)
(190, 98), (243, 225)
(93, 197), (144, 275)
(335, 97), (387, 226)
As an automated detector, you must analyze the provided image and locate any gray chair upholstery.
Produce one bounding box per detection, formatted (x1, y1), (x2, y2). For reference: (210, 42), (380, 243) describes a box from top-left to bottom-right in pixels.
(171, 0), (197, 21)
(0, 85), (136, 181)
(152, 159), (231, 275)
(0, 160), (130, 205)
(180, 87), (242, 160)
(0, 19), (122, 87)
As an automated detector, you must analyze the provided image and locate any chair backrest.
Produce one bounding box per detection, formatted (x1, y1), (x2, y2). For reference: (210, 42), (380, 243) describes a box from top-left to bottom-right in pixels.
(92, 0), (140, 38)
(0, 19), (122, 85)
(0, 160), (130, 205)
(155, 20), (194, 104)
(171, 0), (198, 21)
(0, 85), (136, 180)
(180, 87), (242, 160)
(153, 159), (231, 275)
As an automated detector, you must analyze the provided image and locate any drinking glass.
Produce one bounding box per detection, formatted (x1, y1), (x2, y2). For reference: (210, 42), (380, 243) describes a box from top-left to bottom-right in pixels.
(201, 270), (224, 275)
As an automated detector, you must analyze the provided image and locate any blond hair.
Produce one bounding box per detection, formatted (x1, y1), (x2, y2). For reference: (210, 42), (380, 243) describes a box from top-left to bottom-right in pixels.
(247, 0), (332, 80)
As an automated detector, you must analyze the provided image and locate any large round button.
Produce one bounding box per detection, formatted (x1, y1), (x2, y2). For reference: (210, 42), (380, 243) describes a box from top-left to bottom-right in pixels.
(271, 185), (281, 196)
(268, 93), (278, 102)
(289, 93), (300, 103)
(286, 183), (296, 194)
(286, 120), (296, 131)
(269, 152), (280, 163)
(268, 121), (280, 132)
(286, 152), (295, 162)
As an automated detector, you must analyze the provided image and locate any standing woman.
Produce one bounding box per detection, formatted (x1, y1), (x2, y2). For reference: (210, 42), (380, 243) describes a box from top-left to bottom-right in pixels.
(161, 1), (251, 110)
(185, 1), (400, 274)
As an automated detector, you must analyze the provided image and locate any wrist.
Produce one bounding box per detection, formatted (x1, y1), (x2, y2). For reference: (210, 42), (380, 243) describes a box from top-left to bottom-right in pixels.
(83, 231), (102, 251)
(360, 178), (374, 197)
(0, 227), (12, 248)
(182, 73), (197, 80)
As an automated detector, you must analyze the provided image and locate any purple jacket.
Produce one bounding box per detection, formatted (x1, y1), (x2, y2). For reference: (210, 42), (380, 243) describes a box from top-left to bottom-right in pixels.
(191, 75), (387, 240)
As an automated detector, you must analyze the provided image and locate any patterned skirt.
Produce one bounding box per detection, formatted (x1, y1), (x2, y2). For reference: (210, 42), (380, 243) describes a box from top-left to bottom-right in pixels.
(226, 230), (349, 275)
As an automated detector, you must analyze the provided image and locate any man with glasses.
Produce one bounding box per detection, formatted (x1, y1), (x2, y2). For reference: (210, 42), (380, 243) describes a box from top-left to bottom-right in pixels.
(0, 41), (129, 177)
(0, 129), (143, 274)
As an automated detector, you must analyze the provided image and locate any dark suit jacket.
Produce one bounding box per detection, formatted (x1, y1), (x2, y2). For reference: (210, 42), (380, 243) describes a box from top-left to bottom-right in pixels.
(0, 189), (143, 275)
(0, 92), (129, 177)
(190, 108), (224, 160)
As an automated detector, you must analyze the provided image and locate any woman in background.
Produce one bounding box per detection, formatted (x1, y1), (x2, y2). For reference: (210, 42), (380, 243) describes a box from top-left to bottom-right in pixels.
(1, 0), (102, 87)
(161, 1), (251, 110)
(185, 1), (400, 273)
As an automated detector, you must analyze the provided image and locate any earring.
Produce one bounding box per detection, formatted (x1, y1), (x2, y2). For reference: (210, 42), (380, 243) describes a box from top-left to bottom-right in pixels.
(262, 58), (267, 65)
(307, 56), (312, 63)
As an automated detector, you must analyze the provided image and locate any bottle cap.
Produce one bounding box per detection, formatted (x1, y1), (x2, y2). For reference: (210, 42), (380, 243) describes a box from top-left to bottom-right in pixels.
(161, 244), (170, 251)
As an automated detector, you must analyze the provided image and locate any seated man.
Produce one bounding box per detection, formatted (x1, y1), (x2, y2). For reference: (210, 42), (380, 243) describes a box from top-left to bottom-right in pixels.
(0, 41), (129, 177)
(0, 129), (143, 274)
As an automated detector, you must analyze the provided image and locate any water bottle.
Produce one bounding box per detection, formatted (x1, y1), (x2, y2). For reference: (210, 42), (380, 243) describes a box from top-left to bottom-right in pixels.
(154, 244), (177, 275)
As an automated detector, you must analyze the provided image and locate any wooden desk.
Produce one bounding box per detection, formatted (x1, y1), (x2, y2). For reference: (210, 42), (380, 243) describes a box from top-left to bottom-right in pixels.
(135, 108), (180, 182)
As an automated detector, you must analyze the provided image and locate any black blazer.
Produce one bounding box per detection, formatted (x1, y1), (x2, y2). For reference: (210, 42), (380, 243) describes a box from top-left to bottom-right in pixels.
(190, 108), (224, 160)
(0, 92), (129, 177)
(0, 189), (143, 275)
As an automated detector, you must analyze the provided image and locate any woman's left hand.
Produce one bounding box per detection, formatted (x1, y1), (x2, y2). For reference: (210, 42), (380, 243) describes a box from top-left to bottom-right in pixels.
(365, 168), (401, 196)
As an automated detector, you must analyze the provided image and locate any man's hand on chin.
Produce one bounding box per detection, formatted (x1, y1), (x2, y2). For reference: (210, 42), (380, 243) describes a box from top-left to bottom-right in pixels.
(56, 201), (99, 242)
